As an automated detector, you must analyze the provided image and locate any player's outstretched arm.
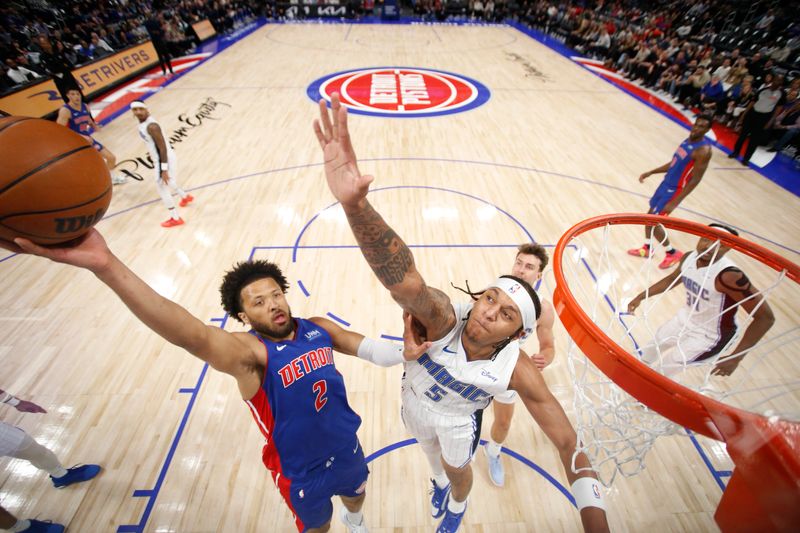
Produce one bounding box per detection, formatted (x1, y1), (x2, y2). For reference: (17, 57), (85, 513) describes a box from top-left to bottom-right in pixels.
(639, 161), (671, 182)
(0, 389), (47, 413)
(10, 231), (259, 380)
(627, 255), (688, 313)
(510, 356), (609, 532)
(712, 268), (775, 376)
(314, 93), (456, 340)
(533, 300), (556, 369)
(310, 313), (431, 366)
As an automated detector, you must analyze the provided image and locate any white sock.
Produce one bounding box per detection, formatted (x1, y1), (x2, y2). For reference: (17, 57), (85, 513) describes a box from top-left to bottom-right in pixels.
(49, 465), (69, 478)
(447, 496), (467, 514)
(485, 438), (502, 458)
(169, 208), (180, 220)
(433, 472), (450, 489)
(10, 519), (31, 532)
(345, 510), (363, 525)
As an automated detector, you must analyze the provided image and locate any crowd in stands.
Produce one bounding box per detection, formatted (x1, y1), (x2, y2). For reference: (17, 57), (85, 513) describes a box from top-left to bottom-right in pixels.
(2, 0), (799, 157)
(515, 0), (800, 157)
(1, 0), (259, 96)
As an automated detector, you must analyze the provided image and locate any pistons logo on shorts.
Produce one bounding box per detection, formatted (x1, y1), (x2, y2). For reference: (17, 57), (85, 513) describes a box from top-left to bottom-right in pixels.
(307, 67), (491, 118)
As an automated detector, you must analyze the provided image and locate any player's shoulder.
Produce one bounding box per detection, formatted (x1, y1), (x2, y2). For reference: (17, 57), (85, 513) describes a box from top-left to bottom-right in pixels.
(509, 351), (546, 398)
(537, 298), (556, 325)
(231, 330), (267, 365)
(716, 265), (746, 284)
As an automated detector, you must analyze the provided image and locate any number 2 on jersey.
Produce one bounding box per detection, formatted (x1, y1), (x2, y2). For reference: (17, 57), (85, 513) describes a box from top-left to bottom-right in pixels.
(313, 380), (328, 411)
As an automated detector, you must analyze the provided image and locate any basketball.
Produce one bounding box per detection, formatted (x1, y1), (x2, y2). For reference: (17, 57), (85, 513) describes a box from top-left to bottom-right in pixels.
(0, 116), (112, 245)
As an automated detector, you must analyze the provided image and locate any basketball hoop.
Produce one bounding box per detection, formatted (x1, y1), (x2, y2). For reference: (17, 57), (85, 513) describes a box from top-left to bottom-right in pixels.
(552, 213), (800, 532)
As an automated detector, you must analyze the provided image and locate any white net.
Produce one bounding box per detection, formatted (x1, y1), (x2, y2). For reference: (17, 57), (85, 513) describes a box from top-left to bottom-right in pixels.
(557, 220), (800, 487)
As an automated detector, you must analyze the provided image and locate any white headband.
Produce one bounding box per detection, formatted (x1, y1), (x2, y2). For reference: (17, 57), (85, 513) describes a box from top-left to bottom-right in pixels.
(488, 277), (539, 339)
(130, 101), (147, 109)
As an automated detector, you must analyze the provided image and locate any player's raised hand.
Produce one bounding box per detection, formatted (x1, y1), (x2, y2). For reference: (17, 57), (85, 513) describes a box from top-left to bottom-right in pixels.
(313, 92), (374, 210)
(402, 311), (432, 362)
(13, 229), (114, 274)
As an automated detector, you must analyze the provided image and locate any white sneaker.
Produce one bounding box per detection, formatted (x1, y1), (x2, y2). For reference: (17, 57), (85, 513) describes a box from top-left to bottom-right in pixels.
(339, 506), (368, 533)
(483, 443), (505, 487)
(111, 174), (127, 185)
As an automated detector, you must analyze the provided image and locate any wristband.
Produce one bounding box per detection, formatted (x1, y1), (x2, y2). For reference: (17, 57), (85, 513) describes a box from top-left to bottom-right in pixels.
(357, 337), (405, 367)
(1, 393), (20, 406)
(571, 477), (606, 511)
(160, 162), (168, 171)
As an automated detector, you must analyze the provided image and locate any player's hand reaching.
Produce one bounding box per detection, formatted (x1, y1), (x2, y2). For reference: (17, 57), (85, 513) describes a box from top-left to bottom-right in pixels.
(14, 399), (47, 414)
(711, 355), (743, 376)
(402, 311), (432, 361)
(627, 294), (644, 313)
(638, 172), (650, 183)
(532, 353), (549, 370)
(313, 92), (374, 210)
(11, 229), (114, 274)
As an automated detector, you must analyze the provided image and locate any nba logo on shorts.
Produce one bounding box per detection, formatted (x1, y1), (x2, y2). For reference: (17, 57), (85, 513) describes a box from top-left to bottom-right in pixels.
(307, 67), (491, 118)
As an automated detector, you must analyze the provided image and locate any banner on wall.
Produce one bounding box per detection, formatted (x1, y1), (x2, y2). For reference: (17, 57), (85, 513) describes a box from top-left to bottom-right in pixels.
(71, 41), (159, 98)
(192, 20), (217, 41)
(0, 78), (62, 117)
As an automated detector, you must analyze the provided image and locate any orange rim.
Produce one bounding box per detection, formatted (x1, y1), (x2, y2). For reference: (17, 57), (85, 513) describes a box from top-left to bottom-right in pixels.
(553, 214), (800, 529)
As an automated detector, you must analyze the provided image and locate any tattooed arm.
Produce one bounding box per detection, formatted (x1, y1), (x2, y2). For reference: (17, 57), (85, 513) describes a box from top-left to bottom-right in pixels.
(313, 92), (457, 340)
(711, 267), (775, 376)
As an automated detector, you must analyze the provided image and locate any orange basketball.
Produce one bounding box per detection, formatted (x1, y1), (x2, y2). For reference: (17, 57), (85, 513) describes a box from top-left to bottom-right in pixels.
(0, 116), (112, 245)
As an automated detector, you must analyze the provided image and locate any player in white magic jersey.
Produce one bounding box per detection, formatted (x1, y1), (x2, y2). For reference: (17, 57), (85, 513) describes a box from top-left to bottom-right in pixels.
(316, 93), (609, 533)
(628, 223), (775, 376)
(130, 100), (194, 228)
(483, 243), (557, 488)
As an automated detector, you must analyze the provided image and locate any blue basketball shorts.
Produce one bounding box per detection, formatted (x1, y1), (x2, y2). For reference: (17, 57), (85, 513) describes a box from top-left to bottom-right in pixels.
(649, 181), (681, 214)
(286, 438), (369, 531)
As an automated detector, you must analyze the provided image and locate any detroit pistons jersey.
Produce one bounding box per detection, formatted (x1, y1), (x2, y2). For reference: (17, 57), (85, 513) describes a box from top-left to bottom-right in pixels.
(137, 116), (173, 164)
(62, 102), (94, 135)
(663, 137), (710, 189)
(677, 250), (739, 339)
(402, 302), (520, 417)
(245, 318), (361, 479)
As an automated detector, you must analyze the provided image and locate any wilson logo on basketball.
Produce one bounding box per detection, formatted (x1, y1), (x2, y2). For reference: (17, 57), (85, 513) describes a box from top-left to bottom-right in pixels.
(307, 67), (490, 118)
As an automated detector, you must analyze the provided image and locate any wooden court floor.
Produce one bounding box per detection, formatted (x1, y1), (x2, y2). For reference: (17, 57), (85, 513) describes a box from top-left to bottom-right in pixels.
(1, 23), (799, 532)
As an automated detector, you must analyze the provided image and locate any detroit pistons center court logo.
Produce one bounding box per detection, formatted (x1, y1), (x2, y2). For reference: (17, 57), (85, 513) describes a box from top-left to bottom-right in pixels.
(307, 67), (490, 118)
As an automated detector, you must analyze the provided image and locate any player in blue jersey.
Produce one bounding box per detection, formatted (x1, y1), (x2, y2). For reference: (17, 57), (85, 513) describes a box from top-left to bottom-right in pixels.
(628, 114), (713, 269)
(56, 88), (125, 185)
(3, 231), (431, 533)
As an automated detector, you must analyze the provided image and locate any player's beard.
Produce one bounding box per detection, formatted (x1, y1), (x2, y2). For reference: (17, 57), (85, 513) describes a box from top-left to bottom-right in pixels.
(251, 311), (295, 340)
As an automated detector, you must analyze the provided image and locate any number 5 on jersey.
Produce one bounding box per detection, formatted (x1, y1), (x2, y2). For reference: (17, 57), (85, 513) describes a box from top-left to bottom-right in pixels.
(313, 380), (328, 411)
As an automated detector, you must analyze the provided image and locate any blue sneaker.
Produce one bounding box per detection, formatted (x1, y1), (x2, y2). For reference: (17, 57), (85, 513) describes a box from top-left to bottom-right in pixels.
(51, 464), (101, 488)
(483, 443), (505, 487)
(21, 519), (65, 533)
(436, 501), (467, 533)
(429, 479), (450, 518)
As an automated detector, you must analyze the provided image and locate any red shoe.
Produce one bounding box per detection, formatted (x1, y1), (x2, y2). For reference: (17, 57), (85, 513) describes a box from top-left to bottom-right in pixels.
(161, 217), (185, 228)
(658, 249), (684, 269)
(179, 194), (194, 207)
(627, 245), (652, 258)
